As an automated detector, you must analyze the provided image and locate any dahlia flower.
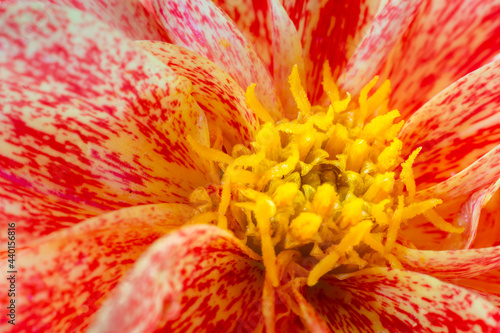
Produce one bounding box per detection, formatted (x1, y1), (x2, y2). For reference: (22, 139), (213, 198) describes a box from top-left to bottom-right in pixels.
(1, 0), (500, 332)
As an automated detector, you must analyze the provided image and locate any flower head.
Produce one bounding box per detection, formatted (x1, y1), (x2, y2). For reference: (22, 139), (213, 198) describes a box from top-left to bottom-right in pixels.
(1, 0), (500, 332)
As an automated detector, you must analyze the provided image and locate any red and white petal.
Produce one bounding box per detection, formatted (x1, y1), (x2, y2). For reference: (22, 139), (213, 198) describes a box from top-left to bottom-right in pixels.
(136, 41), (258, 146)
(382, 0), (500, 117)
(152, 0), (283, 119)
(88, 224), (265, 333)
(339, 0), (422, 94)
(0, 203), (194, 332)
(269, 0), (305, 119)
(400, 59), (500, 188)
(282, 0), (386, 102)
(1, 0), (170, 42)
(213, 0), (273, 72)
(306, 268), (500, 332)
(0, 3), (214, 243)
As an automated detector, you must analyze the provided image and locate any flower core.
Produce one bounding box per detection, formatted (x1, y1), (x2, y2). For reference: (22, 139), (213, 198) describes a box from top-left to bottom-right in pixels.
(189, 64), (463, 287)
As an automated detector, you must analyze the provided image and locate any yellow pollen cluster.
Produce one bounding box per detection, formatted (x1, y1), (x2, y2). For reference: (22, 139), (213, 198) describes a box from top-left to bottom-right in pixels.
(188, 64), (464, 287)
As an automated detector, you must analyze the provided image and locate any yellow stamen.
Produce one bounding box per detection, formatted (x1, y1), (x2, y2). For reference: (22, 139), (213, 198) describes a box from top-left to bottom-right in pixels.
(322, 61), (339, 102)
(401, 147), (421, 201)
(289, 64), (311, 116)
(245, 83), (274, 123)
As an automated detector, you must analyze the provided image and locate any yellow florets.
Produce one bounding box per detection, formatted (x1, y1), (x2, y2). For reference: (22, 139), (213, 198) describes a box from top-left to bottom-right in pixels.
(188, 63), (464, 287)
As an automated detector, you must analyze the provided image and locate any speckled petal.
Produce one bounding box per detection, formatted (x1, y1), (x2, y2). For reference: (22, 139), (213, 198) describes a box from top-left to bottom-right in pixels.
(136, 40), (258, 147)
(269, 0), (305, 118)
(0, 3), (214, 244)
(213, 0), (273, 72)
(282, 0), (386, 103)
(0, 203), (194, 332)
(339, 0), (422, 94)
(152, 0), (283, 119)
(471, 182), (500, 249)
(307, 268), (500, 332)
(401, 59), (500, 188)
(381, 0), (500, 117)
(1, 0), (170, 41)
(88, 224), (265, 333)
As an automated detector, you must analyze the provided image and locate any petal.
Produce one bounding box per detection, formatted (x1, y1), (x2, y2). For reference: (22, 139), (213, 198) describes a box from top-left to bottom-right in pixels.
(394, 244), (500, 279)
(451, 268), (500, 307)
(416, 145), (500, 203)
(283, 0), (386, 102)
(471, 182), (500, 249)
(400, 59), (500, 188)
(2, 0), (170, 42)
(88, 224), (265, 333)
(269, 0), (306, 118)
(306, 267), (500, 332)
(338, 0), (422, 94)
(0, 203), (194, 332)
(0, 3), (214, 243)
(404, 178), (500, 251)
(152, 0), (283, 119)
(213, 0), (273, 72)
(136, 41), (258, 146)
(382, 0), (500, 117)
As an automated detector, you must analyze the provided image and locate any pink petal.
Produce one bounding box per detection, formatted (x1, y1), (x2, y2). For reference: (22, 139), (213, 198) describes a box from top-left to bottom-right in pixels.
(381, 0), (500, 117)
(0, 203), (194, 332)
(282, 0), (386, 102)
(2, 0), (170, 42)
(88, 224), (264, 333)
(307, 268), (500, 332)
(136, 40), (258, 146)
(400, 59), (500, 188)
(213, 0), (273, 72)
(0, 3), (214, 243)
(269, 0), (306, 118)
(151, 0), (283, 119)
(339, 0), (422, 94)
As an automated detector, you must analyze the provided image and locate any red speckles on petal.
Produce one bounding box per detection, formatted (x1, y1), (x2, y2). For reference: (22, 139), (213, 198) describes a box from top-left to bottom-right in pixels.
(0, 3), (214, 244)
(306, 268), (500, 332)
(1, 0), (171, 42)
(152, 0), (283, 120)
(0, 203), (194, 332)
(88, 225), (265, 333)
(401, 59), (500, 189)
(136, 41), (258, 147)
(382, 0), (500, 118)
(339, 0), (422, 95)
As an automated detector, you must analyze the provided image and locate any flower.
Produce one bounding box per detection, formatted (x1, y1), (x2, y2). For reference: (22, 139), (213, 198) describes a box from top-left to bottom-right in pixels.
(2, 0), (500, 332)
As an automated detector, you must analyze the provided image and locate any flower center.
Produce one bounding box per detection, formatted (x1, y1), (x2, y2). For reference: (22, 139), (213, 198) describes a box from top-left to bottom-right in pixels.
(188, 64), (463, 287)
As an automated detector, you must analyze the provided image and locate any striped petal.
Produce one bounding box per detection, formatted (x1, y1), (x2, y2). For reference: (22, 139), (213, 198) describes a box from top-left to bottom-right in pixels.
(382, 0), (500, 117)
(400, 59), (500, 188)
(88, 224), (264, 333)
(307, 268), (500, 332)
(2, 0), (170, 42)
(283, 0), (386, 103)
(269, 0), (305, 118)
(0, 3), (214, 243)
(0, 203), (194, 332)
(213, 0), (273, 72)
(338, 0), (422, 94)
(136, 41), (258, 147)
(152, 0), (283, 119)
